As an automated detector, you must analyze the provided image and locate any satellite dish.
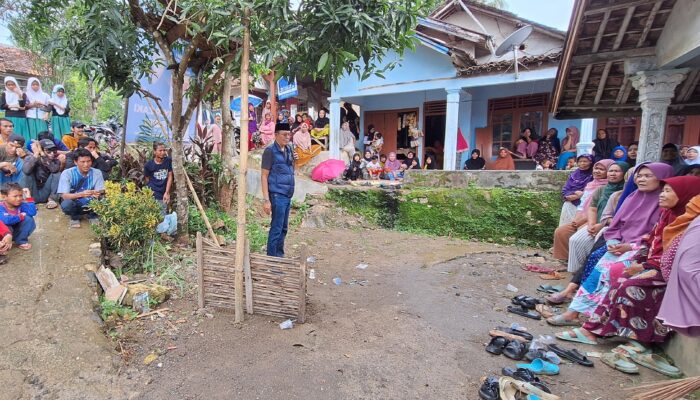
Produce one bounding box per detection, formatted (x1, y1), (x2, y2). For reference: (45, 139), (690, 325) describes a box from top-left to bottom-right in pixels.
(494, 25), (533, 80)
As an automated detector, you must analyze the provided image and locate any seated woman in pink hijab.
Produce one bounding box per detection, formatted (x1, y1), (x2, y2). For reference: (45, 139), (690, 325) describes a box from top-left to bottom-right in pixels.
(259, 113), (275, 146)
(293, 123), (322, 168)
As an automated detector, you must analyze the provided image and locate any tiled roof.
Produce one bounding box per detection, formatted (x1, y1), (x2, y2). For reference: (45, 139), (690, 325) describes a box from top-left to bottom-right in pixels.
(0, 44), (48, 77)
(458, 51), (561, 76)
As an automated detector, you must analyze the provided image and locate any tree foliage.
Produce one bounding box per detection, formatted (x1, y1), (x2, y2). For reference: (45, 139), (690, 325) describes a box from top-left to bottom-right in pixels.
(9, 0), (436, 235)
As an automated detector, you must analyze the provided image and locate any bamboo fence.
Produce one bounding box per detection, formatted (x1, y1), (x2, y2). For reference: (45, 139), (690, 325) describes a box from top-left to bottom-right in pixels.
(196, 232), (307, 322)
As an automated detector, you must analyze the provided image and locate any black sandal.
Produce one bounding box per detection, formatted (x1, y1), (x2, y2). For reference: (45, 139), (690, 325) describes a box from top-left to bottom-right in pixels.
(503, 340), (528, 360)
(495, 326), (534, 341)
(478, 376), (500, 400)
(507, 305), (542, 320)
(501, 367), (552, 393)
(511, 295), (541, 310)
(485, 336), (508, 355)
(547, 344), (594, 367)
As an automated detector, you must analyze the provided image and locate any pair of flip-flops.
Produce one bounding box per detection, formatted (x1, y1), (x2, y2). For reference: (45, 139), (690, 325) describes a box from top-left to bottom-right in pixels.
(486, 337), (528, 360)
(522, 264), (556, 274)
(501, 368), (552, 394)
(479, 376), (559, 400)
(537, 284), (564, 294)
(547, 344), (593, 367)
(607, 342), (682, 378)
(507, 305), (542, 320)
(512, 295), (543, 309)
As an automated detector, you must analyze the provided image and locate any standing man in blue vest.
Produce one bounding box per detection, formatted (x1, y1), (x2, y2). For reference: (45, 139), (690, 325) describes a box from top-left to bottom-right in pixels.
(261, 128), (298, 257)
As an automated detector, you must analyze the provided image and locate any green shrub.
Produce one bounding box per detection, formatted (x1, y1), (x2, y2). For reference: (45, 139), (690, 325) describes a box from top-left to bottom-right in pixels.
(90, 181), (162, 255)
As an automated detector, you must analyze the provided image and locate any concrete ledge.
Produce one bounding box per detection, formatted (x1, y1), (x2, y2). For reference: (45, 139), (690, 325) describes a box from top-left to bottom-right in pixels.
(662, 333), (700, 377)
(404, 170), (570, 191)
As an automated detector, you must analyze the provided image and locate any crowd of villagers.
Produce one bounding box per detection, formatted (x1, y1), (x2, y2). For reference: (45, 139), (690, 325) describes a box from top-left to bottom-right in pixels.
(523, 146), (700, 375)
(240, 100), (433, 181)
(0, 75), (175, 265)
(480, 124), (700, 173)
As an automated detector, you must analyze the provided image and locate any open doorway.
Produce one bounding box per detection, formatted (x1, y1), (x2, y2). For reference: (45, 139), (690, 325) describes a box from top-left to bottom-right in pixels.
(424, 101), (446, 168)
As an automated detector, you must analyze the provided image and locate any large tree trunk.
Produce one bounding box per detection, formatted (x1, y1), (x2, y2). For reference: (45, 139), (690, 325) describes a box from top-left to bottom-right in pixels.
(218, 71), (236, 212)
(170, 72), (189, 240)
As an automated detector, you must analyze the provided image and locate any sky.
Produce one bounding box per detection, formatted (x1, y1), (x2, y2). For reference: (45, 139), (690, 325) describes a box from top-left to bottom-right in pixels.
(0, 0), (575, 46)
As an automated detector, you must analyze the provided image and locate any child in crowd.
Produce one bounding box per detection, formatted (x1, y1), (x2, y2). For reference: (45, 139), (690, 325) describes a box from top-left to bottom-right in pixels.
(0, 183), (37, 250)
(396, 163), (408, 179)
(536, 159), (554, 170)
(565, 157), (576, 170)
(144, 142), (173, 214)
(379, 154), (387, 167)
(343, 153), (366, 181)
(366, 156), (383, 180)
(371, 132), (384, 154)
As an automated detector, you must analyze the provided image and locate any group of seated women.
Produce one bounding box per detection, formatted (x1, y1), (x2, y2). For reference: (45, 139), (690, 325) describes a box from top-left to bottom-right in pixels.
(541, 155), (700, 366)
(484, 125), (700, 173)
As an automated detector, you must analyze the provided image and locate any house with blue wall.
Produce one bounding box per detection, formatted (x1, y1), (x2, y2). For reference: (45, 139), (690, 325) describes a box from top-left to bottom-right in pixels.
(327, 0), (587, 170)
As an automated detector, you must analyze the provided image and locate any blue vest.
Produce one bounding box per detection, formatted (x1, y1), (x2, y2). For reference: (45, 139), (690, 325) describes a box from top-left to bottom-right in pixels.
(267, 143), (295, 198)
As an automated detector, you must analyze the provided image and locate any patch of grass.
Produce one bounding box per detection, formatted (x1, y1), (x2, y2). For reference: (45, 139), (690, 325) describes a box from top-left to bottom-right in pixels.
(100, 298), (137, 321)
(327, 187), (561, 248)
(188, 198), (269, 253)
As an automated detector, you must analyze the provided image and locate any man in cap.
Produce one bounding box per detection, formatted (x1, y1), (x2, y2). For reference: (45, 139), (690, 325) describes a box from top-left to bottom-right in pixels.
(62, 121), (86, 151)
(0, 134), (27, 185)
(21, 138), (63, 207)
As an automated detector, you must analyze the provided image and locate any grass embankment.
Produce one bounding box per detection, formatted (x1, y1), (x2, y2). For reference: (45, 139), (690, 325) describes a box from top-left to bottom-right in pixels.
(327, 187), (561, 248)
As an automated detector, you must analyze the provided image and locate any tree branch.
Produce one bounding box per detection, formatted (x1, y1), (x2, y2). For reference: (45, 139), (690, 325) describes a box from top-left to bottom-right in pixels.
(177, 34), (202, 78)
(181, 54), (236, 130)
(136, 87), (172, 127)
(127, 0), (176, 65)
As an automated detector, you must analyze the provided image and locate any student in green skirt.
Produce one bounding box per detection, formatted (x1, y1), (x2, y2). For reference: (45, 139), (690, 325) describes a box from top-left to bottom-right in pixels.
(1, 76), (30, 141)
(49, 85), (71, 139)
(24, 77), (50, 141)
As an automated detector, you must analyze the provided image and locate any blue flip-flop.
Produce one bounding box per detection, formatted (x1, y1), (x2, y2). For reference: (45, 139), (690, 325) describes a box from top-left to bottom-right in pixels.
(516, 358), (560, 375)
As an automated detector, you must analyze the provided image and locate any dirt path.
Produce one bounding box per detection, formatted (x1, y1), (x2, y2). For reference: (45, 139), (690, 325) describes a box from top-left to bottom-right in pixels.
(134, 226), (666, 400)
(0, 209), (132, 400)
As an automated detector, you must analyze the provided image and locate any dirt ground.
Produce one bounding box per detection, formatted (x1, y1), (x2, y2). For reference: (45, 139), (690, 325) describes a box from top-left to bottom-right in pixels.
(0, 209), (134, 400)
(0, 207), (670, 400)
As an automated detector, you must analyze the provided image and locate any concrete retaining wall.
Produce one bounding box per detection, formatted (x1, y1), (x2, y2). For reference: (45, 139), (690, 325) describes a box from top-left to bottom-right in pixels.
(404, 170), (570, 191)
(663, 334), (700, 377)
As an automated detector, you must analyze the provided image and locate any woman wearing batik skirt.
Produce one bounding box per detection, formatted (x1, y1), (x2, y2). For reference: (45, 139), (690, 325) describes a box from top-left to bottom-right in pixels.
(49, 84), (71, 140)
(0, 76), (30, 141)
(548, 163), (675, 327)
(562, 178), (700, 344)
(25, 77), (50, 140)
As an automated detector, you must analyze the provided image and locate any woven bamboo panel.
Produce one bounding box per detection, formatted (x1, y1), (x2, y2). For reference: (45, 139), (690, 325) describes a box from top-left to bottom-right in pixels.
(196, 233), (307, 322)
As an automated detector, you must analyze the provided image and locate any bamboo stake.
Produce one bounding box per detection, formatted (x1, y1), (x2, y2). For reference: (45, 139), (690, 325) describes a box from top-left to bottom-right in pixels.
(234, 7), (251, 323)
(184, 172), (220, 246)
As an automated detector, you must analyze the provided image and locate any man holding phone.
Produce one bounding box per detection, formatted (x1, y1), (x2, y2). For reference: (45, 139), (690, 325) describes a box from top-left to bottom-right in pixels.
(0, 134), (27, 184)
(260, 129), (297, 257)
(57, 148), (105, 228)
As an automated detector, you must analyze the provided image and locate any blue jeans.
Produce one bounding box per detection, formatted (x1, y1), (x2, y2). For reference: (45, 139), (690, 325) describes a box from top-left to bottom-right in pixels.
(10, 216), (36, 245)
(267, 193), (291, 257)
(22, 173), (60, 203)
(61, 199), (97, 221)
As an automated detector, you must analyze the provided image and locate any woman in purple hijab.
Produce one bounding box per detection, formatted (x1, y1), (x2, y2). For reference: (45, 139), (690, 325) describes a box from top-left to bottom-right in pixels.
(547, 162), (674, 326)
(559, 154), (594, 225)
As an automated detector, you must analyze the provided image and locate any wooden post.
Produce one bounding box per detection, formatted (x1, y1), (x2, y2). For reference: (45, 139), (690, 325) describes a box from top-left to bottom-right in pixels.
(244, 239), (253, 314)
(184, 172), (220, 247)
(267, 70), (277, 119)
(120, 97), (129, 179)
(234, 7), (251, 323)
(298, 246), (308, 323)
(196, 232), (204, 309)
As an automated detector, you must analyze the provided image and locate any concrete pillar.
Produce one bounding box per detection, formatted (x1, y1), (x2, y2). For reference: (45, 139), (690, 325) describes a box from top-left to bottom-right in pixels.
(444, 88), (462, 171)
(329, 97), (341, 160)
(577, 118), (595, 156)
(629, 69), (688, 163)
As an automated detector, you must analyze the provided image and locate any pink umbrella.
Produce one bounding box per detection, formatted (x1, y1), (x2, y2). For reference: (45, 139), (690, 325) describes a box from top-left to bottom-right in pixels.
(311, 159), (346, 182)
